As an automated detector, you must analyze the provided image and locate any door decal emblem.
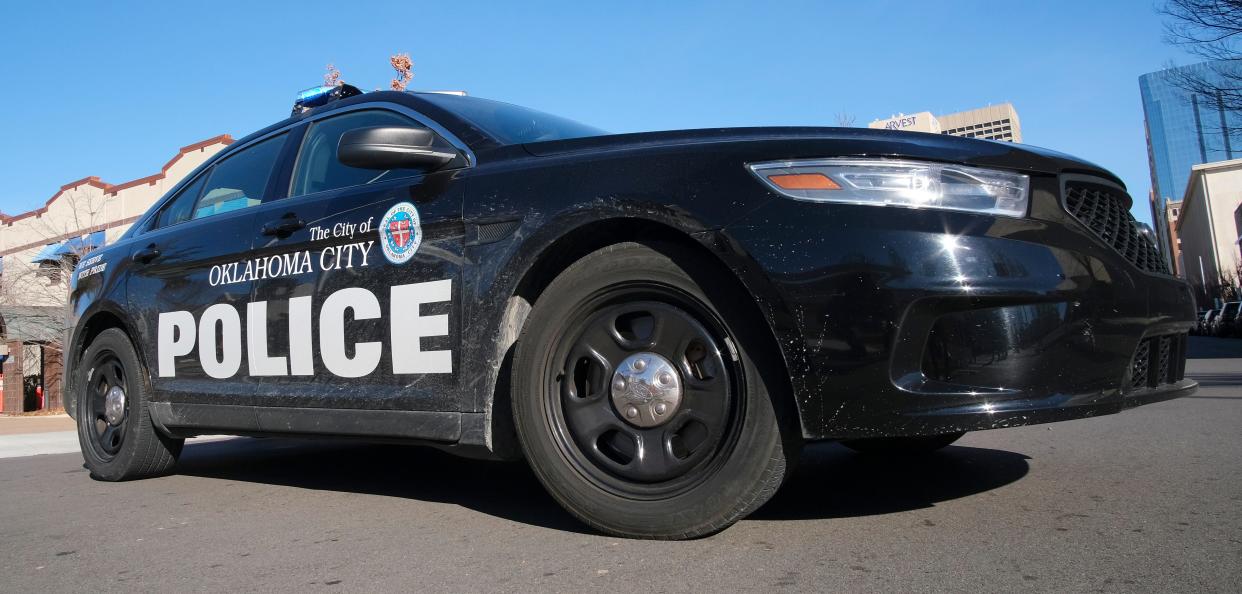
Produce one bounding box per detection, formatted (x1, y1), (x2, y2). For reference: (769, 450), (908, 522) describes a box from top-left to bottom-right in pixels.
(379, 202), (422, 264)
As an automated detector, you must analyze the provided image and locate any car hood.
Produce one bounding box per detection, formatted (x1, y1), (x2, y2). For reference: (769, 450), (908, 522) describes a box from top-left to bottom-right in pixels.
(521, 126), (1124, 189)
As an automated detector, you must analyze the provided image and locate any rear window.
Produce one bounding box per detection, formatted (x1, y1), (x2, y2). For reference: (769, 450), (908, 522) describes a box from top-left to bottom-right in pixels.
(194, 134), (286, 219)
(147, 134), (286, 230)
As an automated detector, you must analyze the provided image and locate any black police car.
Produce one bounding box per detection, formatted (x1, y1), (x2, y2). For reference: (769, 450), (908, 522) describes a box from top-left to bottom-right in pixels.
(65, 85), (1197, 539)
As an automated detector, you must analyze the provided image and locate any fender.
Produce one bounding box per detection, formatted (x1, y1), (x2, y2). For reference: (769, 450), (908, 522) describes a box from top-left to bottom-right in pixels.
(460, 208), (807, 455)
(64, 299), (142, 419)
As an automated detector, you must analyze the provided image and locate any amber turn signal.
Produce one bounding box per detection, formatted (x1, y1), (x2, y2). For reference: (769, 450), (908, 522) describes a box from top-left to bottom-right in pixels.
(766, 173), (841, 190)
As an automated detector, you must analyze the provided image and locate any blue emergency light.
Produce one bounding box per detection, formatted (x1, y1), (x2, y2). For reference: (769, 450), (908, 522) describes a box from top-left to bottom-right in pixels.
(292, 83), (363, 115)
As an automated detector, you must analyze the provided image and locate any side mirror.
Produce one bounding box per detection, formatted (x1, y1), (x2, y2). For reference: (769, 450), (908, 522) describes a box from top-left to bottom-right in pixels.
(337, 126), (458, 171)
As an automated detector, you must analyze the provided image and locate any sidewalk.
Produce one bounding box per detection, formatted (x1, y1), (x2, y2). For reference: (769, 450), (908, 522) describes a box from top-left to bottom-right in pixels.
(0, 414), (234, 459)
(0, 414), (75, 436)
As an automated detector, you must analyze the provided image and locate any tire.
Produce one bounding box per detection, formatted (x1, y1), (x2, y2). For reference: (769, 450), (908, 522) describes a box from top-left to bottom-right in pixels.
(512, 242), (799, 539)
(839, 431), (966, 455)
(75, 328), (183, 481)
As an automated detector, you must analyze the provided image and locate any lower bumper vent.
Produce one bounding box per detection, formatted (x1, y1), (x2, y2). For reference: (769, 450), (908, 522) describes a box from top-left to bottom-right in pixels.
(1128, 333), (1187, 390)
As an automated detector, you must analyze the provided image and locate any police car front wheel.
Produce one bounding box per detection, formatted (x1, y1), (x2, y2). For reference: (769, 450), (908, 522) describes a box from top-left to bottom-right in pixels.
(76, 328), (183, 481)
(513, 242), (798, 539)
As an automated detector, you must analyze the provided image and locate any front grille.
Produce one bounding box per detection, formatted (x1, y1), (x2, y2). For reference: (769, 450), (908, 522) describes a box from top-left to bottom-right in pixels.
(1063, 183), (1170, 275)
(1127, 333), (1187, 391)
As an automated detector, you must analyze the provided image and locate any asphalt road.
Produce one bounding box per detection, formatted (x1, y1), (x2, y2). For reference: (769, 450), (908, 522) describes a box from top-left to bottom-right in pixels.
(2, 338), (1240, 593)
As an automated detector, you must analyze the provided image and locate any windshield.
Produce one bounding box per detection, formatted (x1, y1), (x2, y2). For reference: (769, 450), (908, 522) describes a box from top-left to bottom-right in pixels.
(416, 93), (607, 145)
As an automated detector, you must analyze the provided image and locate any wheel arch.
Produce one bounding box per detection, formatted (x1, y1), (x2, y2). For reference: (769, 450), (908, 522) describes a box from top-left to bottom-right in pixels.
(482, 217), (803, 458)
(65, 305), (142, 419)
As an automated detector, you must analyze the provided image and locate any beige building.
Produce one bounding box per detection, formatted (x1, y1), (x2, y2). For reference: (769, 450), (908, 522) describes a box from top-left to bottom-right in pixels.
(937, 104), (1022, 142)
(869, 103), (1022, 143)
(867, 111), (941, 134)
(1176, 158), (1242, 307)
(0, 135), (231, 413)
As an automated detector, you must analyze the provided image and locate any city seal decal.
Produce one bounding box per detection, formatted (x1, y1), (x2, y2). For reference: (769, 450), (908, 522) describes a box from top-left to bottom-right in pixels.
(379, 201), (422, 264)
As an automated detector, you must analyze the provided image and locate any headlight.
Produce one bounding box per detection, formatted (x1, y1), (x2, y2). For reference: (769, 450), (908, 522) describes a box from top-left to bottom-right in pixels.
(748, 158), (1030, 218)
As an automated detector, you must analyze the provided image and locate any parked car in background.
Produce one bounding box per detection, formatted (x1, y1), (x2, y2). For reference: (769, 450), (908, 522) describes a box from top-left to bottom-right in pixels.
(1193, 310), (1210, 335)
(1201, 309), (1219, 335)
(1212, 302), (1240, 336)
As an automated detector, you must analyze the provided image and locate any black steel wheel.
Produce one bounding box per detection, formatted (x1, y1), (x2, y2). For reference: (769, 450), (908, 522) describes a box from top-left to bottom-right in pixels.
(554, 292), (740, 495)
(75, 328), (182, 481)
(513, 242), (799, 539)
(85, 351), (129, 458)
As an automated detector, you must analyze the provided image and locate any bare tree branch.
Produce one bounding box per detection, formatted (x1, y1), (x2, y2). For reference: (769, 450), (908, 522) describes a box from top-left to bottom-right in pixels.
(324, 63), (341, 87)
(1157, 2), (1242, 153)
(390, 53), (413, 91)
(1, 191), (111, 355)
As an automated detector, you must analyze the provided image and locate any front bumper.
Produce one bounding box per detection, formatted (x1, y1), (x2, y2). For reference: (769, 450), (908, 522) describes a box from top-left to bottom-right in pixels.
(717, 176), (1198, 440)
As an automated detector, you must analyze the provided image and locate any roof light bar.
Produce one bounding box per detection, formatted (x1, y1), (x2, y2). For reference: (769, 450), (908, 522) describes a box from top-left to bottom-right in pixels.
(292, 83), (363, 116)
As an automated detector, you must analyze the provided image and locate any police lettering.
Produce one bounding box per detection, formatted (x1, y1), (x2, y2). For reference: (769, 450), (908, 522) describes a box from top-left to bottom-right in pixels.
(157, 279), (452, 378)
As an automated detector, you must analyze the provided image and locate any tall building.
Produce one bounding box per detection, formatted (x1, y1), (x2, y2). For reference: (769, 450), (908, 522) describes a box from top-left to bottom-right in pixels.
(868, 103), (1022, 143)
(1140, 61), (1242, 267)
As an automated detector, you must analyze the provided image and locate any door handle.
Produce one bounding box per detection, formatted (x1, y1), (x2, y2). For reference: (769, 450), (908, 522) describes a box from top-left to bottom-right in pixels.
(261, 216), (305, 238)
(133, 245), (161, 264)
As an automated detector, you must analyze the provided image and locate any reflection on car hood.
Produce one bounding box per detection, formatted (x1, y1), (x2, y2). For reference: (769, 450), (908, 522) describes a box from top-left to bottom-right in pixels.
(522, 127), (1123, 188)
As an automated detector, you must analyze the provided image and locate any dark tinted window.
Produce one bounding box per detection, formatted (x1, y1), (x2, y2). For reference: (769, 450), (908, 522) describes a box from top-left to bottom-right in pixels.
(291, 110), (435, 196)
(156, 173), (207, 228)
(416, 93), (606, 145)
(191, 134), (286, 220)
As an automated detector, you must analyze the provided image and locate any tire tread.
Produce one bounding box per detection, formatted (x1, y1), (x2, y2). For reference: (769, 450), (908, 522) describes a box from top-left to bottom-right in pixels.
(513, 241), (797, 539)
(77, 328), (182, 481)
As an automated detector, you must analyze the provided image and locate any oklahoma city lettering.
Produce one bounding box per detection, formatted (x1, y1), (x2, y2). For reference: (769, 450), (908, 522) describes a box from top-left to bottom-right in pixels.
(208, 240), (375, 286)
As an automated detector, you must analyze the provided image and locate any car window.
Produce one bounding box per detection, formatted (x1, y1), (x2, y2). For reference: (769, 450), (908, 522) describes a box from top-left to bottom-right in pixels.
(290, 110), (437, 197)
(190, 134), (287, 221)
(156, 173), (208, 228)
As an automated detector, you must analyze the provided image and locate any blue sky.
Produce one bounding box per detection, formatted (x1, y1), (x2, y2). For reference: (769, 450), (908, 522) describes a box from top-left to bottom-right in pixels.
(1, 0), (1197, 224)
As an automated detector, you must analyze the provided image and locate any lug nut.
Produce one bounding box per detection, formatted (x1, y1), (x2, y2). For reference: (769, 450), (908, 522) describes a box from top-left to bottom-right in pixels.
(658, 371), (673, 385)
(625, 406), (639, 418)
(633, 359), (647, 371)
(613, 378), (626, 392)
(655, 403), (667, 415)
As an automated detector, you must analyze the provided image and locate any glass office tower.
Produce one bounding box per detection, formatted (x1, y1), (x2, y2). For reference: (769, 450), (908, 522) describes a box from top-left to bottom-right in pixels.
(1140, 61), (1242, 268)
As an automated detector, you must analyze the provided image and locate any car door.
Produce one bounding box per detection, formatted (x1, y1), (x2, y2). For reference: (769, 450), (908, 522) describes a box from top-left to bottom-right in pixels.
(247, 107), (467, 412)
(127, 132), (290, 406)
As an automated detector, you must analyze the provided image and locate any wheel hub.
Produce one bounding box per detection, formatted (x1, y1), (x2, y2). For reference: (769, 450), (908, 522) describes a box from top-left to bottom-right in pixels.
(610, 352), (682, 428)
(104, 385), (126, 426)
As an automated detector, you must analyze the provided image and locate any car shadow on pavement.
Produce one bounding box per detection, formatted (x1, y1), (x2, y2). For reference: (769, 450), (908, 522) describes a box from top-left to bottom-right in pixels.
(175, 437), (595, 534)
(1186, 336), (1242, 359)
(174, 437), (1030, 531)
(751, 442), (1031, 521)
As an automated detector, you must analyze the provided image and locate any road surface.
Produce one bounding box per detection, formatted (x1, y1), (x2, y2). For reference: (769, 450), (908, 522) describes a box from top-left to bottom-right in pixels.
(1, 338), (1239, 592)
